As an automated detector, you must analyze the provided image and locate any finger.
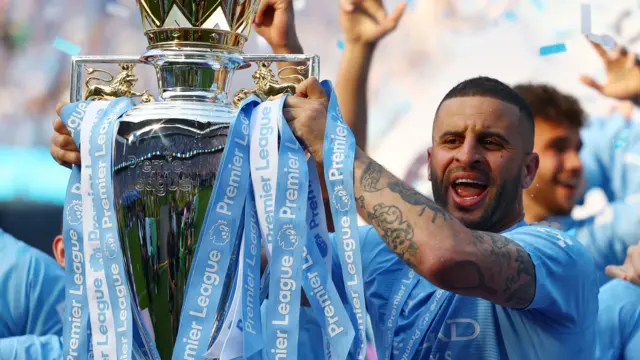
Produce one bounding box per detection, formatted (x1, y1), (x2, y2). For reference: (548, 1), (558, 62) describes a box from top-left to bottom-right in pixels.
(580, 75), (604, 93)
(56, 103), (66, 116)
(586, 35), (609, 61)
(626, 51), (637, 69)
(610, 45), (626, 62)
(50, 145), (79, 168)
(383, 2), (407, 32)
(254, 0), (273, 25)
(52, 133), (79, 152)
(53, 118), (71, 136)
(282, 107), (307, 122)
(295, 77), (326, 100)
(340, 0), (357, 12)
(359, 0), (387, 23)
(605, 265), (628, 280)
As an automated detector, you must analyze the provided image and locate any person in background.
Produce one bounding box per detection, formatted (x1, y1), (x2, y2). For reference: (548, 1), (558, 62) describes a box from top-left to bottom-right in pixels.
(513, 82), (639, 286)
(597, 243), (640, 359)
(0, 228), (65, 359)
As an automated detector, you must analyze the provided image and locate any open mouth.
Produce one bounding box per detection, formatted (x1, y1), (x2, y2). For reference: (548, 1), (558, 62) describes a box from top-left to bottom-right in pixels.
(450, 177), (489, 209)
(556, 178), (579, 191)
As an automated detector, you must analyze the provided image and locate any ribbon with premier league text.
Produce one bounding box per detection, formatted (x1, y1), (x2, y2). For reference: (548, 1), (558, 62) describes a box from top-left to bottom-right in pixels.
(61, 99), (157, 360)
(321, 80), (368, 360)
(60, 82), (366, 360)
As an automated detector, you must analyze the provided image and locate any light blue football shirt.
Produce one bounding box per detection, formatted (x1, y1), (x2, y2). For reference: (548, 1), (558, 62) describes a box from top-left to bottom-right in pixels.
(330, 222), (599, 360)
(548, 201), (640, 287)
(0, 229), (65, 358)
(596, 279), (640, 360)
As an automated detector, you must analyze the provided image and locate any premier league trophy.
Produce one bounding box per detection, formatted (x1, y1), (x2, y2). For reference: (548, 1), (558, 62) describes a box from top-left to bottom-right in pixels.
(68, 1), (318, 358)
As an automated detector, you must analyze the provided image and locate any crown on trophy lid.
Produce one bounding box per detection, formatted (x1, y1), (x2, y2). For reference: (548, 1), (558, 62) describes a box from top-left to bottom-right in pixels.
(136, 0), (259, 51)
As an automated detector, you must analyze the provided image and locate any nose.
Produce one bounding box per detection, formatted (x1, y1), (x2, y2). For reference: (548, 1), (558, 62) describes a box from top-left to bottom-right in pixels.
(453, 138), (485, 167)
(564, 150), (583, 173)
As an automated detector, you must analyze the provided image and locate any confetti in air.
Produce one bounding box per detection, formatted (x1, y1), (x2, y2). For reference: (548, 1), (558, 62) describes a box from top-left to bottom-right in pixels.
(337, 40), (345, 51)
(539, 43), (567, 56)
(581, 4), (591, 35)
(52, 37), (81, 56)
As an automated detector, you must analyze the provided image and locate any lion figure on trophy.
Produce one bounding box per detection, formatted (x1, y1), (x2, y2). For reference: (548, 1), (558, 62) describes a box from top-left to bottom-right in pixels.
(84, 63), (154, 103)
(233, 61), (307, 107)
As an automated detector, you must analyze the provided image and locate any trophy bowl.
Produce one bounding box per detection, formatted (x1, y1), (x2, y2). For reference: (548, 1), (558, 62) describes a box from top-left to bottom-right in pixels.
(68, 1), (319, 358)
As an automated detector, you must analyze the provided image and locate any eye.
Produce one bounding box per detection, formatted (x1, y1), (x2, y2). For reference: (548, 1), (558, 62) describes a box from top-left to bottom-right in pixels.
(442, 137), (462, 146)
(482, 138), (504, 150)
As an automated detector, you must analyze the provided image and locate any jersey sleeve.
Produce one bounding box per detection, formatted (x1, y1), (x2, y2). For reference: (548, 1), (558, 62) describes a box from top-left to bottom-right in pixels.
(579, 117), (613, 198)
(0, 335), (63, 360)
(573, 201), (640, 285)
(506, 225), (599, 331)
(596, 279), (640, 360)
(22, 244), (65, 336)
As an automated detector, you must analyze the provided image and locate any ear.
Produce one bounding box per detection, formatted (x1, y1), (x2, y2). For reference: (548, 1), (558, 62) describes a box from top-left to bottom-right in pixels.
(53, 235), (65, 268)
(427, 147), (433, 181)
(522, 152), (540, 189)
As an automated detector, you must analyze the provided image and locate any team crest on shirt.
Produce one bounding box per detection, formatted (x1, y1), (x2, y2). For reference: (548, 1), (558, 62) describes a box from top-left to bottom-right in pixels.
(278, 224), (299, 251)
(210, 220), (231, 246)
(66, 200), (83, 225)
(332, 186), (351, 212)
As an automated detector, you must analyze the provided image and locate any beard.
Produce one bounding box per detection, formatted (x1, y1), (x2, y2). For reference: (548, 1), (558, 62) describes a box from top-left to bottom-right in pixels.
(430, 164), (523, 232)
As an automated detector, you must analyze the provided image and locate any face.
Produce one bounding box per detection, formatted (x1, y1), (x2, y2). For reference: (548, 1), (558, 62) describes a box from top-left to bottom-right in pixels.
(428, 96), (538, 232)
(525, 118), (583, 216)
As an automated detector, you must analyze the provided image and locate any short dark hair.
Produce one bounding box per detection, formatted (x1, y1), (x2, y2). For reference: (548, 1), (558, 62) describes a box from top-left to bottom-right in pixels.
(437, 76), (535, 129)
(513, 83), (585, 128)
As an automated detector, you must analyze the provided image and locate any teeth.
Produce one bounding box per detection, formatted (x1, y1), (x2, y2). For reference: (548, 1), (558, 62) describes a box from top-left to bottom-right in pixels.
(454, 179), (484, 186)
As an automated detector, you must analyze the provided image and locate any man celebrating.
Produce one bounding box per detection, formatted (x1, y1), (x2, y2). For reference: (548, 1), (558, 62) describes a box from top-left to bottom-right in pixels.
(282, 75), (598, 359)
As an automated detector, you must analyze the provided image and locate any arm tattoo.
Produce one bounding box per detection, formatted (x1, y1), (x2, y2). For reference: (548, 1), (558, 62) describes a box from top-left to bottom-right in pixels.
(359, 159), (450, 222)
(450, 231), (536, 309)
(364, 201), (419, 269)
(360, 161), (386, 192)
(388, 180), (450, 221)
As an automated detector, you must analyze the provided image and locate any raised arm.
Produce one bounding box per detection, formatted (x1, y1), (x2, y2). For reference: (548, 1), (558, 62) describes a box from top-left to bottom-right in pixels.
(335, 0), (406, 150)
(352, 149), (536, 308)
(254, 0), (309, 81)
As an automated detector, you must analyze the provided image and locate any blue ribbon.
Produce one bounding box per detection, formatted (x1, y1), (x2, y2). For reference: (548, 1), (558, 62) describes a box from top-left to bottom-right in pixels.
(173, 97), (259, 360)
(382, 269), (418, 360)
(264, 97), (309, 359)
(61, 101), (108, 360)
(321, 80), (368, 360)
(242, 182), (264, 358)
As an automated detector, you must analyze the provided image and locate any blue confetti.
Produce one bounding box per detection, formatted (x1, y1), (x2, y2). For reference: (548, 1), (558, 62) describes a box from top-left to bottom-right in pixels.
(52, 36), (81, 56)
(531, 0), (544, 12)
(337, 40), (345, 51)
(539, 43), (566, 56)
(503, 10), (518, 22)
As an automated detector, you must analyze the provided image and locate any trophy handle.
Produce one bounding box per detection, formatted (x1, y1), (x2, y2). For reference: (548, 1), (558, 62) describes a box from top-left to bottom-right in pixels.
(233, 54), (320, 107)
(70, 56), (152, 103)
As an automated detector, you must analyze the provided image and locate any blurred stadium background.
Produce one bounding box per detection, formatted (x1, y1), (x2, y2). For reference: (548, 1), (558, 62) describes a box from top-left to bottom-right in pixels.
(1, 0), (638, 254)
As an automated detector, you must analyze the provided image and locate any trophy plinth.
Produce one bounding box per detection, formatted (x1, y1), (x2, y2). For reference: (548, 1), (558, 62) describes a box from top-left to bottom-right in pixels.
(68, 1), (319, 358)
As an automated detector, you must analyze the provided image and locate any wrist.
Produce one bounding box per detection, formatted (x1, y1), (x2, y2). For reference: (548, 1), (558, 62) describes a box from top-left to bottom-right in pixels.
(344, 40), (377, 55)
(271, 37), (303, 55)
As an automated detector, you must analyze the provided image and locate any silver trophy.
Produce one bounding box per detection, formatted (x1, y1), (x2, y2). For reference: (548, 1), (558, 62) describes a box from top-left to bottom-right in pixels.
(69, 1), (319, 357)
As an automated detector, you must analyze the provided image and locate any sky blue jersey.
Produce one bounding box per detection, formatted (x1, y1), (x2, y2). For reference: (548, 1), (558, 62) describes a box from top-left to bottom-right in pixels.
(580, 113), (640, 202)
(0, 229), (65, 359)
(596, 279), (640, 360)
(330, 223), (599, 360)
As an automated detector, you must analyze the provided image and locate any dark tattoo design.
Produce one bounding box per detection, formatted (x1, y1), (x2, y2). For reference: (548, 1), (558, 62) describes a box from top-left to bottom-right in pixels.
(464, 231), (536, 309)
(360, 161), (386, 192)
(443, 260), (498, 295)
(365, 202), (418, 268)
(388, 180), (450, 222)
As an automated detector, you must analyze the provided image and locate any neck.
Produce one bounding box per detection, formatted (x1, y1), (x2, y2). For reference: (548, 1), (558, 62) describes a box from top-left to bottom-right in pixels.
(522, 194), (549, 223)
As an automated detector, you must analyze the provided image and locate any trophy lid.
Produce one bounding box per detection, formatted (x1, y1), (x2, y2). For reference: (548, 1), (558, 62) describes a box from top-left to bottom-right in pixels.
(136, 0), (259, 51)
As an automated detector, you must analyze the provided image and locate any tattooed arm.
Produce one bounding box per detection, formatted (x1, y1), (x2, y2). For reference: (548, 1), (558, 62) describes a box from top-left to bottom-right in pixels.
(353, 148), (536, 309)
